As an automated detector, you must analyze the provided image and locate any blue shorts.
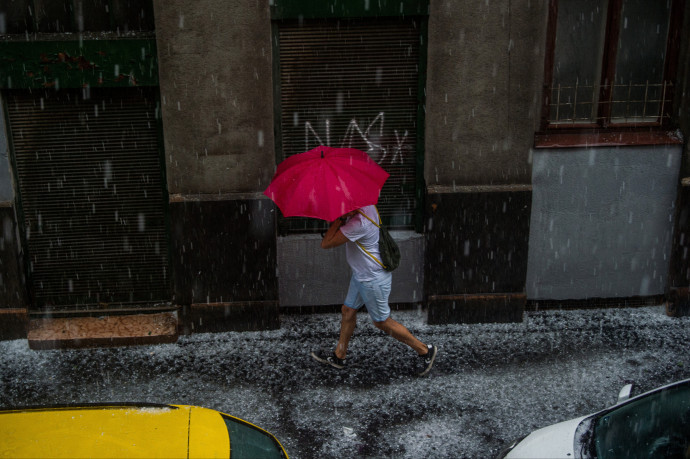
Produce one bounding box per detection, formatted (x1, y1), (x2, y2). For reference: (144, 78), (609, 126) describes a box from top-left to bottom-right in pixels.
(343, 273), (392, 322)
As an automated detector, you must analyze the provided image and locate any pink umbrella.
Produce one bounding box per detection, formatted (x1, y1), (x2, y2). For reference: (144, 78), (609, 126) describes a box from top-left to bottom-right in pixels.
(264, 146), (389, 222)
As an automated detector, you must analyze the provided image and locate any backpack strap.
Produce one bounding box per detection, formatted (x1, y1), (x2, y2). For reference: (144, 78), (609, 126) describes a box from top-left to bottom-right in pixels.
(355, 207), (381, 228)
(354, 207), (386, 269)
(355, 241), (386, 269)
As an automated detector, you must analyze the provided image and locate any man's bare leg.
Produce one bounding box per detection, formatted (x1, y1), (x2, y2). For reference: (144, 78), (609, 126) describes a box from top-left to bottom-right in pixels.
(335, 305), (357, 359)
(374, 317), (428, 355)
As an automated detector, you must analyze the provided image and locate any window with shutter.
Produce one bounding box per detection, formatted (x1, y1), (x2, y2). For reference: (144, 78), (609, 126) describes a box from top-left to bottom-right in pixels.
(6, 87), (170, 312)
(274, 16), (425, 233)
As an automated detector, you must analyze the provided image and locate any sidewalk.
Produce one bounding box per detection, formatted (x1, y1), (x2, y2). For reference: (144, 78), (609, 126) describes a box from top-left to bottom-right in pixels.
(0, 305), (688, 458)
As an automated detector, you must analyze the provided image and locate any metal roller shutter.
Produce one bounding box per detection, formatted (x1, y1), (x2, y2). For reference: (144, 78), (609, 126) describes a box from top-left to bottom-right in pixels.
(277, 17), (421, 232)
(7, 88), (169, 311)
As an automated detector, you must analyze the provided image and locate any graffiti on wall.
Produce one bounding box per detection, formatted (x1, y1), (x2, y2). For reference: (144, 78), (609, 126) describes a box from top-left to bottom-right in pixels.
(303, 112), (410, 166)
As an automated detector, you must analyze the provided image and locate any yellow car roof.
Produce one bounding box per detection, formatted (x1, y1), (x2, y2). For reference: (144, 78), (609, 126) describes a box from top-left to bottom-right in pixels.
(0, 404), (230, 458)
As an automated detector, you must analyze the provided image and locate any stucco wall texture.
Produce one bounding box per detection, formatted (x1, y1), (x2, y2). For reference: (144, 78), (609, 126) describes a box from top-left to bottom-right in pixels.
(153, 0), (275, 195)
(527, 145), (682, 300)
(677, 2), (690, 177)
(153, 0), (550, 192)
(425, 0), (547, 186)
(277, 232), (425, 307)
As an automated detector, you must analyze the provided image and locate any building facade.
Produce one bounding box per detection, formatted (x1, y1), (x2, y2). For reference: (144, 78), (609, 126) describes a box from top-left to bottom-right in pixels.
(1, 0), (688, 345)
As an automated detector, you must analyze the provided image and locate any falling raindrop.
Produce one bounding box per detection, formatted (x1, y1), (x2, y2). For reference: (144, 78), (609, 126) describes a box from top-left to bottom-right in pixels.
(104, 160), (112, 188)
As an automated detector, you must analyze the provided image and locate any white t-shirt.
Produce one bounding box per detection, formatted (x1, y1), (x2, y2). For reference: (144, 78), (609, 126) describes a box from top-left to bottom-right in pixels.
(339, 205), (387, 281)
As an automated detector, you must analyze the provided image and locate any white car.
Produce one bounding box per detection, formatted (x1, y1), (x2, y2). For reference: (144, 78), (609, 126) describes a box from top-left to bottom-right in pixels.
(498, 378), (690, 458)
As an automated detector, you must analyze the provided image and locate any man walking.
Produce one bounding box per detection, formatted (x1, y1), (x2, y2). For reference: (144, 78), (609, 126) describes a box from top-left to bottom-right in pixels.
(310, 205), (437, 376)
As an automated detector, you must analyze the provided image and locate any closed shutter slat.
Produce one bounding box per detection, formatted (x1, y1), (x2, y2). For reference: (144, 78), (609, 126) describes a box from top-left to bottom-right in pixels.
(7, 88), (169, 309)
(278, 18), (420, 231)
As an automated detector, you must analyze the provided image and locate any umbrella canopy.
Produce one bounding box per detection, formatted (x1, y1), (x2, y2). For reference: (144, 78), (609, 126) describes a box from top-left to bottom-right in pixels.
(264, 146), (390, 221)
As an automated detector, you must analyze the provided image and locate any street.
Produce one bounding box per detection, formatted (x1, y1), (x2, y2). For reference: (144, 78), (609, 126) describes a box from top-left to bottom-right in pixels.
(1, 305), (689, 458)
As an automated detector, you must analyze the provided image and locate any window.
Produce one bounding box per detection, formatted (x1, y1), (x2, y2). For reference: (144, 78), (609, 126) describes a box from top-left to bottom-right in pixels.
(591, 381), (690, 458)
(7, 88), (169, 310)
(274, 16), (426, 233)
(541, 0), (683, 131)
(222, 415), (286, 459)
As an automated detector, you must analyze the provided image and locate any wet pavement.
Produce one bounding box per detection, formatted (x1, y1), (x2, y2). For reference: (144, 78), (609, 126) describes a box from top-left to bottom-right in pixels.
(1, 305), (689, 458)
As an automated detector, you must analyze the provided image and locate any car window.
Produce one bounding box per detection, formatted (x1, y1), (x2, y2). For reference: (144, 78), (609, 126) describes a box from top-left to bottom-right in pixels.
(222, 415), (285, 459)
(592, 382), (690, 458)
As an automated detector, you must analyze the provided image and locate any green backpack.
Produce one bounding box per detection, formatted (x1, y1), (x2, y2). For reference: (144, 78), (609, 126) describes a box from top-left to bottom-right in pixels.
(355, 207), (401, 272)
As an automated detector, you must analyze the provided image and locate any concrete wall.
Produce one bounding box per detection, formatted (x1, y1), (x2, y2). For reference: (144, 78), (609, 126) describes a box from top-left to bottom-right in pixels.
(527, 145), (682, 300)
(152, 0), (275, 195)
(675, 3), (690, 178)
(278, 232), (424, 307)
(151, 0), (548, 315)
(424, 0), (546, 186)
(422, 0), (546, 322)
(153, 1), (280, 330)
(667, 4), (690, 317)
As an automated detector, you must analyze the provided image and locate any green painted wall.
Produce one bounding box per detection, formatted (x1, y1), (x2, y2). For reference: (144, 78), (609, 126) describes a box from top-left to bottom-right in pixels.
(0, 39), (158, 89)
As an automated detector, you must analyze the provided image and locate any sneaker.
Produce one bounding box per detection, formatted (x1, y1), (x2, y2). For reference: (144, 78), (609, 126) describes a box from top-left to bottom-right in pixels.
(311, 349), (346, 369)
(417, 344), (437, 376)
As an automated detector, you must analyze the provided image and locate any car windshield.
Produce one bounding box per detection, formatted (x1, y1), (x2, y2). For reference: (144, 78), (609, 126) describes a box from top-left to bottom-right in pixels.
(592, 381), (690, 458)
(222, 414), (286, 459)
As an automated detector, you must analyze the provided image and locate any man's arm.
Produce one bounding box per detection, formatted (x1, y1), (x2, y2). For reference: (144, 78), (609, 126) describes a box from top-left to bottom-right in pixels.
(321, 218), (350, 249)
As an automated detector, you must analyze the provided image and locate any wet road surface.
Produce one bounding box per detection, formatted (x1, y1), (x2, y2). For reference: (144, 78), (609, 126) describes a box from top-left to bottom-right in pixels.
(1, 305), (689, 458)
